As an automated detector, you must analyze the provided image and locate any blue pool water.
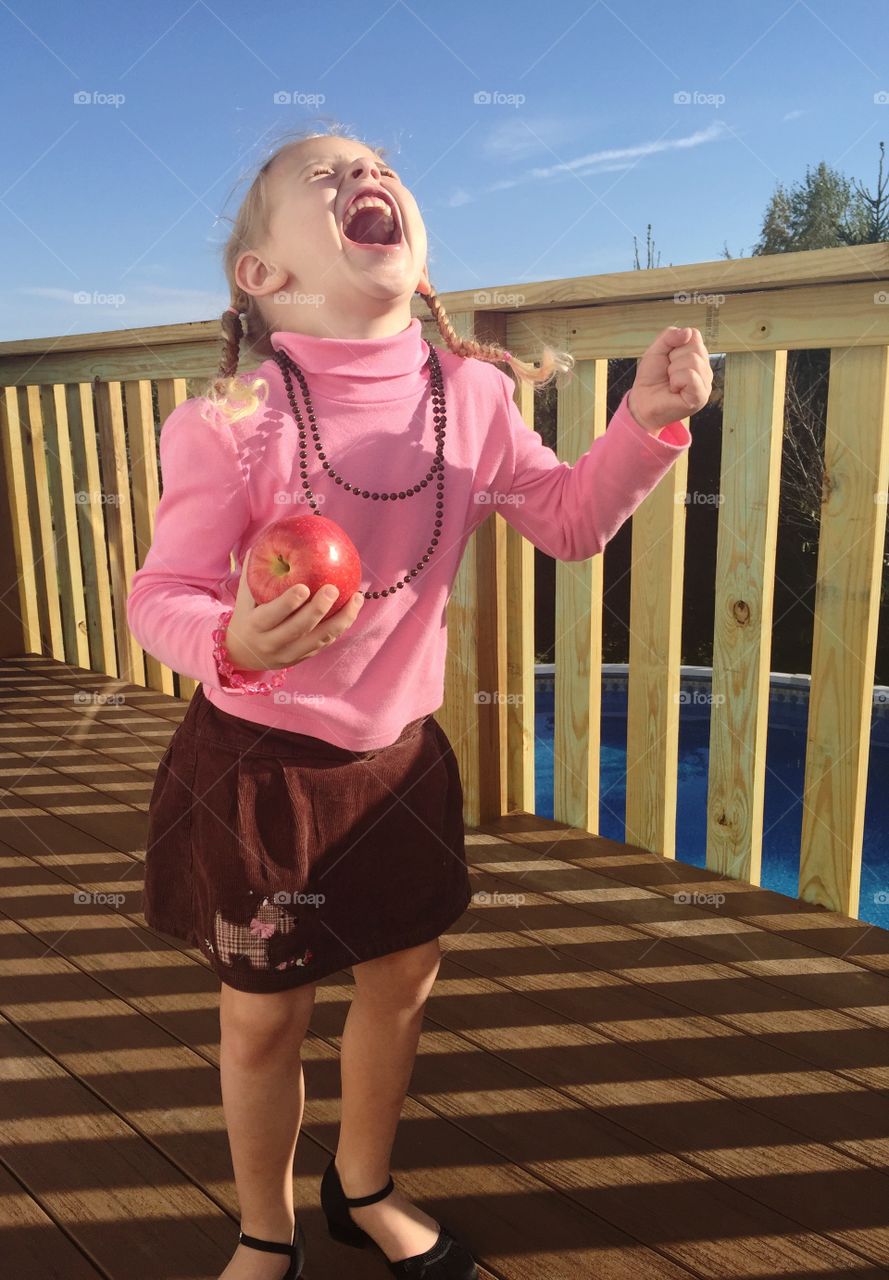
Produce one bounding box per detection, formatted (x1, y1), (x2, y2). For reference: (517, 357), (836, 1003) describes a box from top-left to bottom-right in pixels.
(533, 673), (889, 930)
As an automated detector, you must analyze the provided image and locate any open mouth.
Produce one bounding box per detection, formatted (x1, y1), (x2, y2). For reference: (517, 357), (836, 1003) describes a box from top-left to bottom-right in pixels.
(341, 192), (403, 247)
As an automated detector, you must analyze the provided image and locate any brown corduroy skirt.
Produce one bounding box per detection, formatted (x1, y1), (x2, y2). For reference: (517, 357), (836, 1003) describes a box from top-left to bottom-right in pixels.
(142, 684), (471, 993)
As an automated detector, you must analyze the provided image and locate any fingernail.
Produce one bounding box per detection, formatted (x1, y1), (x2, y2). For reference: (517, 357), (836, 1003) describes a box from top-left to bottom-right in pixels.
(293, 585), (308, 600)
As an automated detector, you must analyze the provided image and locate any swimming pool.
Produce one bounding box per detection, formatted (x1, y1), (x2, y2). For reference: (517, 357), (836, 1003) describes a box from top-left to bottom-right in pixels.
(533, 667), (889, 930)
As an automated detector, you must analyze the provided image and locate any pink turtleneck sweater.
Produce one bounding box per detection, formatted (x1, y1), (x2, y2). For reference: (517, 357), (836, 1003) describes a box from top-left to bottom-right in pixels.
(126, 318), (691, 749)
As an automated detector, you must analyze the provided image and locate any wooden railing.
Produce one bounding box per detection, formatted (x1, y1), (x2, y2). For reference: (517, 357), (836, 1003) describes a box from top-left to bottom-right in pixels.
(2, 243), (888, 919)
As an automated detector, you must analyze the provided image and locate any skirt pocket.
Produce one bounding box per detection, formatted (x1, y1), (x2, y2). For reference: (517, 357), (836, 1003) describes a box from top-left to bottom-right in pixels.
(189, 746), (313, 973)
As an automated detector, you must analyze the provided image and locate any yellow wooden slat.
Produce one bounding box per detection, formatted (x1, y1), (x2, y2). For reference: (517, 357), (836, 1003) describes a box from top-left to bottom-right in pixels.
(127, 378), (174, 696)
(66, 383), (117, 678)
(436, 310), (513, 827)
(46, 384), (90, 671)
(94, 381), (142, 685)
(504, 376), (536, 817)
(625, 412), (690, 858)
(0, 387), (41, 655)
(553, 360), (608, 834)
(24, 386), (65, 658)
(707, 350), (788, 887)
(799, 344), (889, 917)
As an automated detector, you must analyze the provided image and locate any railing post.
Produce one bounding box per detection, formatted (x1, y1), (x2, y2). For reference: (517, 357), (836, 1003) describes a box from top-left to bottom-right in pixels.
(0, 387), (35, 659)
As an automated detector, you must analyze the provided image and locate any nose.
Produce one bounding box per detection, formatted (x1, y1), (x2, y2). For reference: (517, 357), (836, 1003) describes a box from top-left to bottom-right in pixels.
(349, 157), (382, 182)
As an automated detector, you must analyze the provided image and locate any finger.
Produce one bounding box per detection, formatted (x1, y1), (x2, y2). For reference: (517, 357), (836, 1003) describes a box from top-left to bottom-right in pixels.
(280, 593), (365, 662)
(645, 325), (698, 361)
(253, 577), (314, 631)
(235, 547), (258, 609)
(271, 584), (363, 644)
(671, 369), (707, 404)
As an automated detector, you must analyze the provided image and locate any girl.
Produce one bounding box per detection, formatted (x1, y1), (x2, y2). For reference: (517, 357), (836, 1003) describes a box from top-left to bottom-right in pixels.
(128, 124), (710, 1280)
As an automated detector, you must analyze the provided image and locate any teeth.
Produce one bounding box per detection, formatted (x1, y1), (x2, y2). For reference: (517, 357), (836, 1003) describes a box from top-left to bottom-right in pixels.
(342, 196), (395, 234)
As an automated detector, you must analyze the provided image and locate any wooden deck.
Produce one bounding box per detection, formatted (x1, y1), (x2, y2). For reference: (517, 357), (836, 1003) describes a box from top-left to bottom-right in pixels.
(3, 655), (889, 1280)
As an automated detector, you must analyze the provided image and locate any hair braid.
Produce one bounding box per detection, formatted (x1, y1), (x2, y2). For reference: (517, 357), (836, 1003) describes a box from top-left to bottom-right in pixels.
(420, 285), (574, 389)
(202, 290), (269, 424)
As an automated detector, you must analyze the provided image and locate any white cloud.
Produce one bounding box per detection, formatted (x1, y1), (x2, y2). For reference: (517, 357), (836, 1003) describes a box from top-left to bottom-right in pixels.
(480, 113), (583, 161)
(487, 120), (729, 193)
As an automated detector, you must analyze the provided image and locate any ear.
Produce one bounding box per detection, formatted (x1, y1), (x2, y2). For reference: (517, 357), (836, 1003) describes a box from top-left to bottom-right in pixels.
(415, 262), (432, 296)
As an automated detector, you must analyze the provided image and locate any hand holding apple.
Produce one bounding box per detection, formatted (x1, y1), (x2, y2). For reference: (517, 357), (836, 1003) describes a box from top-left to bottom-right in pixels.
(222, 545), (366, 674)
(246, 514), (361, 615)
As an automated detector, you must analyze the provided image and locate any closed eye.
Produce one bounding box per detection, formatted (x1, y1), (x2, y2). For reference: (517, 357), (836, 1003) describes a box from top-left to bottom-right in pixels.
(310, 165), (398, 178)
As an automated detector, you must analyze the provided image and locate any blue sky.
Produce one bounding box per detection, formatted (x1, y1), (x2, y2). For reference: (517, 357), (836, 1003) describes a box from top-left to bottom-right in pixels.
(1, 0), (884, 342)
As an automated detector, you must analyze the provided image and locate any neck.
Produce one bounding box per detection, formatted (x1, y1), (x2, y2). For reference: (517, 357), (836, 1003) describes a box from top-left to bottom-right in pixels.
(269, 301), (417, 341)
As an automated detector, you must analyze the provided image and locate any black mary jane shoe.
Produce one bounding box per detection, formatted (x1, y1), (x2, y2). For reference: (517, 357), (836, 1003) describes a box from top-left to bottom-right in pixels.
(320, 1155), (479, 1279)
(237, 1218), (306, 1279)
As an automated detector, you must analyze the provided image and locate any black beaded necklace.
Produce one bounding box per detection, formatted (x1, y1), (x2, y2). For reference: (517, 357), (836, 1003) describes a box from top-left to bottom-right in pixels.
(272, 342), (446, 602)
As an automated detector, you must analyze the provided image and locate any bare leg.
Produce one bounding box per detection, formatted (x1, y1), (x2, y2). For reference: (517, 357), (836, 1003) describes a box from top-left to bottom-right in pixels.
(219, 980), (317, 1280)
(334, 937), (444, 1263)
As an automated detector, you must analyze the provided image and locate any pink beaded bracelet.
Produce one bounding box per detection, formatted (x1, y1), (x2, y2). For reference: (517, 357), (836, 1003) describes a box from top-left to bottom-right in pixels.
(212, 607), (294, 695)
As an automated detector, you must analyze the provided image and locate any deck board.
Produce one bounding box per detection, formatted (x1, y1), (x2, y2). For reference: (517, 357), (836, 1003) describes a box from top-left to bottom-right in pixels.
(2, 656), (889, 1278)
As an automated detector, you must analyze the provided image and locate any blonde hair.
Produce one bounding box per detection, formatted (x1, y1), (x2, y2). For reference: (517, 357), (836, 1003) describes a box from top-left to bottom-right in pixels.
(202, 122), (575, 425)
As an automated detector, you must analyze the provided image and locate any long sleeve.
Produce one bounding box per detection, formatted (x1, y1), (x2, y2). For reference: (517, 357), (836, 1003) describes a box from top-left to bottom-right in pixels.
(476, 369), (692, 561)
(126, 398), (277, 691)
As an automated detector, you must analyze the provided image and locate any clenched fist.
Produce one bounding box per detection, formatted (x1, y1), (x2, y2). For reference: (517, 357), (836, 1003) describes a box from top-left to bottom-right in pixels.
(627, 326), (713, 433)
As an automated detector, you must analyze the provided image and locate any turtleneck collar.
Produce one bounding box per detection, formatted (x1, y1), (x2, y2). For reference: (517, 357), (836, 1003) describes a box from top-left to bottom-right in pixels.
(268, 316), (430, 404)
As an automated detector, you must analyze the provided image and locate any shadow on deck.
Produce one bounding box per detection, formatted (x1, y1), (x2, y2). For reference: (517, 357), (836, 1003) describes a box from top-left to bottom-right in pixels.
(2, 656), (889, 1279)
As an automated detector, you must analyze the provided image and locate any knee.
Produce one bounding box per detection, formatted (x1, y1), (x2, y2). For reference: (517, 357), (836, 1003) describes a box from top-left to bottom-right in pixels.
(353, 939), (441, 1013)
(220, 981), (317, 1058)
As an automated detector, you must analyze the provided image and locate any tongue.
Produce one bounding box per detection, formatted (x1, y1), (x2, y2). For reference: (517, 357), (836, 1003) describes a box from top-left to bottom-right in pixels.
(345, 206), (395, 245)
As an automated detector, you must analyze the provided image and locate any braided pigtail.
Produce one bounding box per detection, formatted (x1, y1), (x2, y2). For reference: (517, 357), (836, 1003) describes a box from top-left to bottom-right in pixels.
(201, 292), (270, 425)
(420, 285), (574, 389)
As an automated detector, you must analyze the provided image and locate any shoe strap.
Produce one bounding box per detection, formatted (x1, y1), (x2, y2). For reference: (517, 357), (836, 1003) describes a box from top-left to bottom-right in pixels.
(344, 1175), (395, 1207)
(238, 1227), (296, 1256)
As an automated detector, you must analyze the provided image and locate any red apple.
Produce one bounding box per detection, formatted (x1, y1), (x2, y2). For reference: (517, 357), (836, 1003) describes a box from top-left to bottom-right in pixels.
(245, 514), (362, 617)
